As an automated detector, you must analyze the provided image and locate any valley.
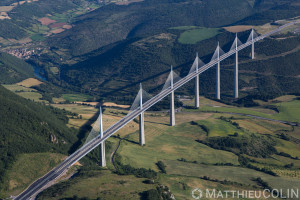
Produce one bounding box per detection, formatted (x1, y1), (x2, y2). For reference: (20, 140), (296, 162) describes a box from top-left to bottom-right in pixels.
(1, 0), (300, 199)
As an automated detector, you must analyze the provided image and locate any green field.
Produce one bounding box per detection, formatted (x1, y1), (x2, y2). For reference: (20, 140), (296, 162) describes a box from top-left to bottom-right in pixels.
(30, 34), (45, 42)
(37, 170), (156, 200)
(274, 100), (300, 123)
(275, 138), (300, 158)
(165, 160), (300, 194)
(160, 173), (262, 200)
(177, 27), (221, 44)
(3, 84), (35, 92)
(194, 106), (275, 118)
(17, 91), (44, 102)
(118, 117), (240, 170)
(62, 93), (93, 102)
(31, 24), (50, 34)
(2, 153), (65, 197)
(196, 117), (244, 137)
(3, 84), (47, 103)
(185, 97), (300, 124)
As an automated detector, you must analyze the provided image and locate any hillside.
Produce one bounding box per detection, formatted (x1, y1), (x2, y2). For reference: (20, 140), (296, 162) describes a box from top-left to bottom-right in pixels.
(58, 26), (300, 103)
(239, 0), (300, 25)
(0, 52), (34, 84)
(30, 0), (300, 104)
(43, 0), (300, 58)
(0, 85), (77, 196)
(46, 0), (254, 57)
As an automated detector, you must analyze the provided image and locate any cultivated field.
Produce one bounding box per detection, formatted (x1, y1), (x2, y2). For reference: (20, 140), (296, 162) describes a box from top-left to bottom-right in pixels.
(224, 25), (252, 33)
(178, 27), (221, 44)
(38, 17), (56, 25)
(3, 83), (47, 103)
(170, 26), (221, 44)
(17, 78), (43, 87)
(62, 93), (93, 102)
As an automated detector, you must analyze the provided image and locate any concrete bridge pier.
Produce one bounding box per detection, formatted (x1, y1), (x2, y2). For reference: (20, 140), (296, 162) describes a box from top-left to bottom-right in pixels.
(216, 43), (221, 100)
(195, 53), (200, 108)
(139, 83), (145, 146)
(251, 42), (255, 59)
(99, 107), (106, 167)
(234, 35), (239, 99)
(170, 66), (175, 126)
(139, 113), (145, 145)
(251, 29), (255, 59)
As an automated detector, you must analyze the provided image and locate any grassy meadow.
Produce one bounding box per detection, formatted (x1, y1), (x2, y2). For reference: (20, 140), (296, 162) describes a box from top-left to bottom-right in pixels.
(2, 153), (65, 197)
(3, 82), (47, 103)
(62, 93), (93, 102)
(172, 27), (221, 44)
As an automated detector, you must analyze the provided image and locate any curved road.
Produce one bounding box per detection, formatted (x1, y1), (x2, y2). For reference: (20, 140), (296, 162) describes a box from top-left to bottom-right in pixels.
(15, 20), (300, 200)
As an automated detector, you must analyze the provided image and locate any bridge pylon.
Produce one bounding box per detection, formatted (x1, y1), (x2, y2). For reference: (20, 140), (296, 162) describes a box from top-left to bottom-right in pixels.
(251, 28), (255, 59)
(139, 83), (145, 146)
(170, 66), (175, 126)
(99, 107), (106, 167)
(216, 42), (221, 100)
(195, 53), (200, 108)
(234, 34), (239, 98)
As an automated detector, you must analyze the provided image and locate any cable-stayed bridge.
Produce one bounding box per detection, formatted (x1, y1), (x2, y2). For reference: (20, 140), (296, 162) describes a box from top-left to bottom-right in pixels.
(15, 20), (300, 200)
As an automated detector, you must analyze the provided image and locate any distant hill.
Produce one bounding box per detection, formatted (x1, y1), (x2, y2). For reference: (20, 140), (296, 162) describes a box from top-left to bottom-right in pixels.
(47, 0), (254, 56)
(0, 0), (87, 40)
(239, 0), (300, 25)
(0, 85), (77, 192)
(0, 52), (34, 84)
(46, 0), (300, 57)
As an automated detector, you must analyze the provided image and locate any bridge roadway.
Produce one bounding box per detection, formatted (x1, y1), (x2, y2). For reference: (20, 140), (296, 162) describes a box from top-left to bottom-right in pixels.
(16, 20), (300, 200)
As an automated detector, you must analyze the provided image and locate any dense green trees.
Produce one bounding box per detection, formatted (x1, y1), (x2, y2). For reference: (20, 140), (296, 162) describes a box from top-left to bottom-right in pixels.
(197, 134), (277, 158)
(156, 161), (166, 173)
(0, 52), (34, 84)
(141, 185), (173, 200)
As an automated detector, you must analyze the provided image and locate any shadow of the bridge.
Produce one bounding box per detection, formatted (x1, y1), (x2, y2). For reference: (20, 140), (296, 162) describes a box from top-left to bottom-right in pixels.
(68, 104), (101, 154)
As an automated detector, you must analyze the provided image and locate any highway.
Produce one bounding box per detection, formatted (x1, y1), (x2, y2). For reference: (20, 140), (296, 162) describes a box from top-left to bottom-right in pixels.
(15, 20), (300, 200)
